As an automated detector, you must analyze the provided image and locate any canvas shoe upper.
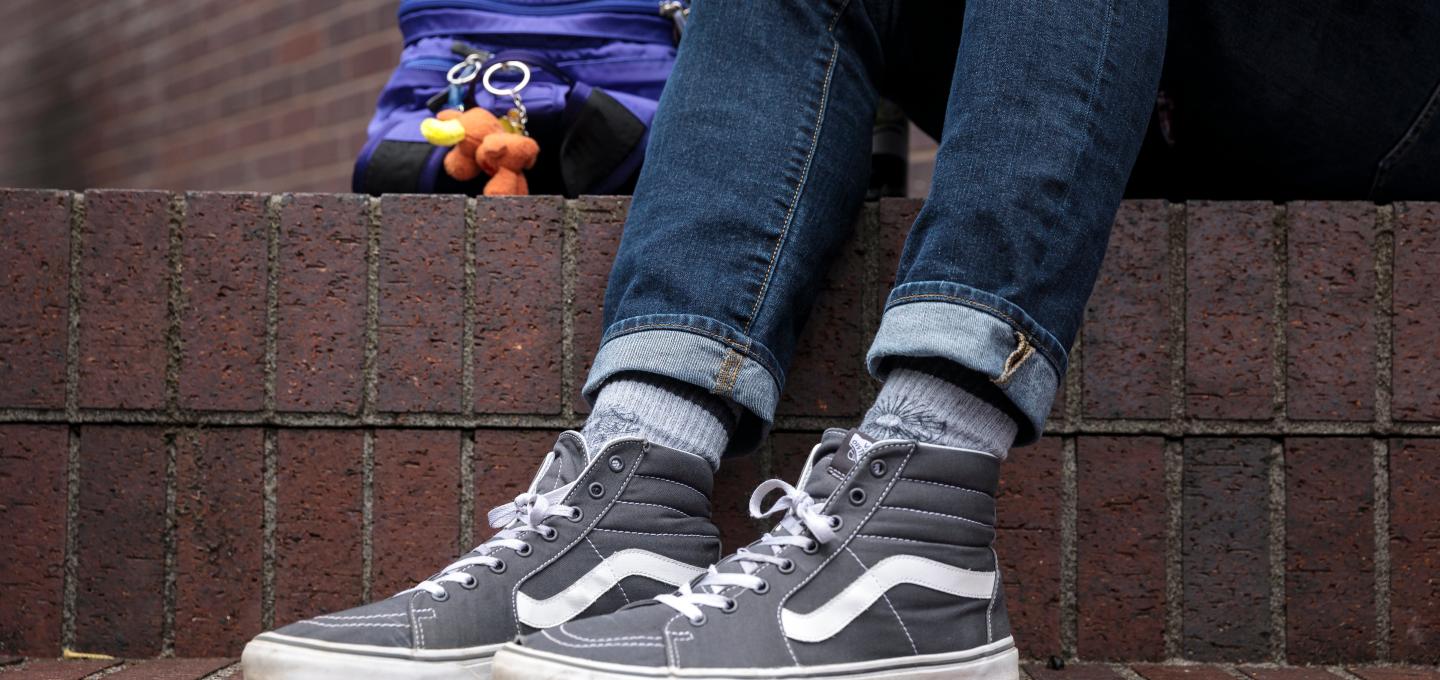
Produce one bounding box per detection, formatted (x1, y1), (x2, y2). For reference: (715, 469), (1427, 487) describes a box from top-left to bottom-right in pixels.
(494, 428), (1018, 680)
(241, 431), (721, 680)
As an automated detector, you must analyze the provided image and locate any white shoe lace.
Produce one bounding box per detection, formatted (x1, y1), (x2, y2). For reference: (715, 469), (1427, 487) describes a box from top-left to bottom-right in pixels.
(400, 483), (578, 601)
(656, 478), (839, 624)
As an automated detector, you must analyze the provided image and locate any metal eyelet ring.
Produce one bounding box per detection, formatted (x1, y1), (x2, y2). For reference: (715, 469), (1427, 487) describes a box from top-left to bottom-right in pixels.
(828, 515), (844, 530)
(721, 598), (737, 613)
(516, 544), (533, 557)
(482, 60), (531, 97)
(777, 559), (795, 574)
(460, 574), (479, 589)
(540, 526), (559, 542)
(802, 540), (819, 554)
(608, 455), (624, 472)
(489, 560), (507, 574)
(568, 507), (584, 522)
(588, 482), (605, 498)
(870, 460), (887, 477)
(690, 613), (707, 626)
(430, 589), (450, 602)
(849, 488), (867, 506)
(753, 581), (770, 595)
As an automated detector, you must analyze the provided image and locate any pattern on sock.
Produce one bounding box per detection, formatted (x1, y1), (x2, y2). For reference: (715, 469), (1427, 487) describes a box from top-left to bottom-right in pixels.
(860, 359), (1019, 457)
(581, 373), (737, 469)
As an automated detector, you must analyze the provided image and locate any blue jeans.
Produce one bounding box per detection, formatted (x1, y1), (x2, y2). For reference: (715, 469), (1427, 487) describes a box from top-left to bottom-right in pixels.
(582, 0), (1168, 455)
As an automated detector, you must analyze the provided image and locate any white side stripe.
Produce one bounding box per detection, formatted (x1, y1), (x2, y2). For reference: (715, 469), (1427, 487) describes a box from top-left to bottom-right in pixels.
(517, 549), (705, 628)
(781, 555), (995, 643)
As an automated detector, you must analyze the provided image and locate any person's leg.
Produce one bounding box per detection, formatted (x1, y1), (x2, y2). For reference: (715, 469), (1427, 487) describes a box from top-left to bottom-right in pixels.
(866, 0), (1168, 452)
(580, 1), (885, 463)
(497, 0), (1168, 677)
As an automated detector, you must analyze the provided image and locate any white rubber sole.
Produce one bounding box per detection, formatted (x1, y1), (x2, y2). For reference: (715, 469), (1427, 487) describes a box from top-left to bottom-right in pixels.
(492, 637), (1020, 680)
(241, 633), (500, 680)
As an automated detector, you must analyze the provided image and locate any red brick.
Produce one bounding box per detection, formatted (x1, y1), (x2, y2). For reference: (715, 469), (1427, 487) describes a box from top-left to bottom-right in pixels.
(78, 190), (171, 410)
(1186, 201), (1275, 419)
(373, 429), (461, 597)
(0, 425), (66, 655)
(875, 198), (923, 299)
(74, 426), (167, 656)
(1025, 663), (1126, 680)
(474, 197), (564, 415)
(174, 428), (264, 657)
(1077, 436), (1166, 661)
(274, 429), (363, 626)
(1349, 668), (1440, 680)
(571, 197), (628, 414)
(996, 436), (1063, 659)
(0, 656), (20, 666)
(1393, 203), (1440, 420)
(1286, 202), (1376, 420)
(1182, 437), (1273, 661)
(778, 227), (866, 418)
(1084, 200), (1171, 419)
(377, 195), (464, 413)
(103, 658), (235, 679)
(274, 194), (367, 413)
(1130, 664), (1236, 680)
(0, 190), (69, 409)
(473, 429), (556, 531)
(3, 659), (121, 679)
(712, 448), (763, 552)
(1240, 668), (1343, 680)
(179, 192), (268, 411)
(1285, 437), (1374, 663)
(1389, 438), (1440, 664)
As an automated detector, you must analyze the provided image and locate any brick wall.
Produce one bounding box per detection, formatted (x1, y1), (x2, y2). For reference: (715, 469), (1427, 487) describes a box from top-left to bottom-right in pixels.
(0, 1), (397, 192)
(1, 190), (1438, 665)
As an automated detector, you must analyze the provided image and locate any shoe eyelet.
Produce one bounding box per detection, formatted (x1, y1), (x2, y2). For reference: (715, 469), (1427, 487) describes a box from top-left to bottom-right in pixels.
(430, 589), (450, 602)
(568, 507), (584, 522)
(460, 574), (479, 589)
(777, 559), (795, 574)
(489, 560), (507, 574)
(801, 540), (819, 554)
(869, 460), (887, 477)
(827, 515), (843, 530)
(608, 455), (625, 472)
(588, 482), (605, 498)
(540, 526), (559, 542)
(721, 598), (737, 613)
(690, 613), (707, 626)
(516, 544), (533, 557)
(849, 488), (867, 505)
(753, 581), (770, 595)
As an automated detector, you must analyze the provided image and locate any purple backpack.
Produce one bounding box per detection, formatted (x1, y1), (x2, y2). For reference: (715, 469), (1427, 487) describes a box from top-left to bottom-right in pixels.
(353, 0), (682, 196)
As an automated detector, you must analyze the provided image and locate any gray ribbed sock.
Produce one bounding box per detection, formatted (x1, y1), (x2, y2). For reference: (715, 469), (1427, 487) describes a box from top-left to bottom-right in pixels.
(860, 358), (1019, 457)
(582, 373), (737, 469)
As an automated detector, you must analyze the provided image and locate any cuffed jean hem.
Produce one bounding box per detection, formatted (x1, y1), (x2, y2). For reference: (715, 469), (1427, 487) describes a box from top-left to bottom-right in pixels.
(866, 281), (1067, 446)
(581, 314), (782, 458)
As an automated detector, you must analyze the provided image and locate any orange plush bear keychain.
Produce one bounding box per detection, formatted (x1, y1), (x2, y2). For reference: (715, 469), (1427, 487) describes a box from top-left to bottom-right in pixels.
(420, 59), (540, 195)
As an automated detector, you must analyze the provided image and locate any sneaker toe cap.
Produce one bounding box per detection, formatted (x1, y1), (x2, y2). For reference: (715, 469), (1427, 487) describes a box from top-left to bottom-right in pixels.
(519, 615), (670, 667)
(273, 598), (415, 649)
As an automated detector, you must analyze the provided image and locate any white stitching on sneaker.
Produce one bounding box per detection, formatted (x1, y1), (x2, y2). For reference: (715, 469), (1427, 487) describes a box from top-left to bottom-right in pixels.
(292, 620), (409, 629)
(878, 505), (992, 528)
(897, 477), (993, 498)
(555, 623), (661, 643)
(585, 537), (630, 604)
(845, 547), (917, 655)
(616, 499), (693, 516)
(313, 612), (408, 620)
(540, 629), (664, 649)
(633, 474), (708, 501)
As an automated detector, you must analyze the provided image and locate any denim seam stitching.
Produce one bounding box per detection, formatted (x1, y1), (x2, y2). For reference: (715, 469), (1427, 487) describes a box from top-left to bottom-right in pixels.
(740, 3), (846, 337)
(884, 293), (1063, 372)
(1047, 0), (1116, 239)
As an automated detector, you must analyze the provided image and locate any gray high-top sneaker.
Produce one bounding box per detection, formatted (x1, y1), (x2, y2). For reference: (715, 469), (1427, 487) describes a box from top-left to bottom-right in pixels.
(493, 428), (1018, 680)
(241, 431), (720, 680)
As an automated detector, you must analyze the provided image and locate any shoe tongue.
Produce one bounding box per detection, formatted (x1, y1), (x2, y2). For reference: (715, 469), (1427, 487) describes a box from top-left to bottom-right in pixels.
(800, 429), (871, 499)
(530, 431), (590, 495)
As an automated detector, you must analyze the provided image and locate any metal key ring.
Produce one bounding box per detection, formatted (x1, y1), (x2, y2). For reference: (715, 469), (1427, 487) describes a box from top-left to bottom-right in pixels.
(446, 56), (482, 85)
(482, 61), (531, 96)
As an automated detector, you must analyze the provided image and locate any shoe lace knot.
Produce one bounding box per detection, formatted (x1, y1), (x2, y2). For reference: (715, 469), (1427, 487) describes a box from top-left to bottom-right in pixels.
(656, 479), (839, 623)
(401, 484), (576, 600)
